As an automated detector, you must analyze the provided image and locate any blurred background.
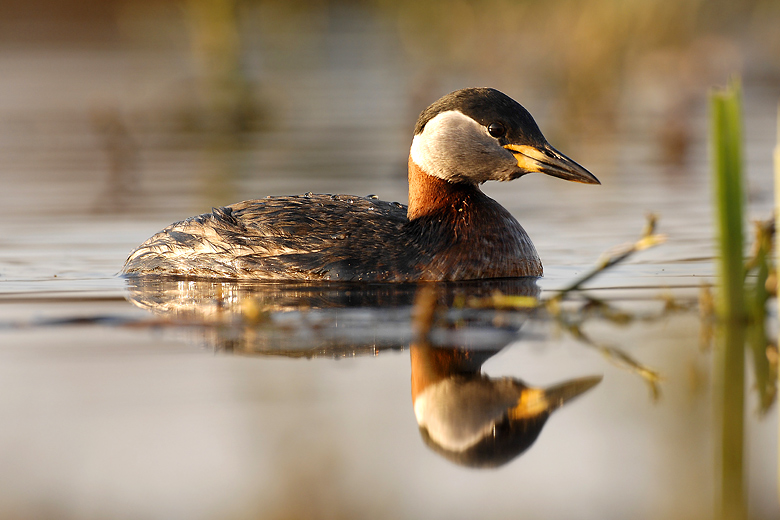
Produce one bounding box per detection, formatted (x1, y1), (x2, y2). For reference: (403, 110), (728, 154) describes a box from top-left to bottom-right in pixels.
(1, 0), (778, 219)
(0, 1), (779, 519)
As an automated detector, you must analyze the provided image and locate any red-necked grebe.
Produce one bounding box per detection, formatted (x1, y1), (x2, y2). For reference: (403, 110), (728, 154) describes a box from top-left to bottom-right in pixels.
(122, 88), (599, 281)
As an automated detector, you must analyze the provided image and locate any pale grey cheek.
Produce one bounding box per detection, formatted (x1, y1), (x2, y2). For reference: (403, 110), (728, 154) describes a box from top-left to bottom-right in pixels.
(461, 145), (519, 182)
(411, 111), (521, 183)
(437, 131), (505, 181)
(492, 150), (523, 181)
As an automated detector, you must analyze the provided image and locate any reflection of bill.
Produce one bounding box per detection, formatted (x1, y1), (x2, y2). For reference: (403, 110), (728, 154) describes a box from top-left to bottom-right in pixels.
(411, 342), (600, 468)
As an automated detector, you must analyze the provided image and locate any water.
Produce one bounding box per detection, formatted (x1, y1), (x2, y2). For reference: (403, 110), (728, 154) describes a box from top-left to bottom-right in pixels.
(1, 4), (779, 519)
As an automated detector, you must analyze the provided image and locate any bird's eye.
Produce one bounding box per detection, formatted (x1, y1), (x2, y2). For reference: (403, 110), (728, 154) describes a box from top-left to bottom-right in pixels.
(487, 122), (506, 138)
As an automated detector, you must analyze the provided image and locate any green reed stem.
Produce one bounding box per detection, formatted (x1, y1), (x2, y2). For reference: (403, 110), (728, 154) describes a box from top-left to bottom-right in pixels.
(712, 80), (746, 322)
(710, 78), (746, 520)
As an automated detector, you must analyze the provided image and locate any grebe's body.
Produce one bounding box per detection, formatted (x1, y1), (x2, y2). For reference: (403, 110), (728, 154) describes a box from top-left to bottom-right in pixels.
(123, 88), (598, 281)
(123, 169), (539, 281)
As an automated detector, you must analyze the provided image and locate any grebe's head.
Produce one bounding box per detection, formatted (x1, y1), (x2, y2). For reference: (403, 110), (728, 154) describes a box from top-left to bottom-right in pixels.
(410, 88), (599, 185)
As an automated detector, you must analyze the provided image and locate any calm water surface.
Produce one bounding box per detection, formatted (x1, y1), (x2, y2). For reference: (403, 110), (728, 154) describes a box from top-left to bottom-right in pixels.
(0, 9), (778, 520)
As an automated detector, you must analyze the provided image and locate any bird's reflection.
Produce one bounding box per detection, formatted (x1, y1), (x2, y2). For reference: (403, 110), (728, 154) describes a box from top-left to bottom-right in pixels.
(124, 275), (601, 467)
(124, 275), (540, 354)
(411, 341), (600, 467)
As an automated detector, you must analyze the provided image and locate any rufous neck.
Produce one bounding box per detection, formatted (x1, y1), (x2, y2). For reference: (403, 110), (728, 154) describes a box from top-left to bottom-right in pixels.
(410, 343), (483, 403)
(407, 156), (478, 220)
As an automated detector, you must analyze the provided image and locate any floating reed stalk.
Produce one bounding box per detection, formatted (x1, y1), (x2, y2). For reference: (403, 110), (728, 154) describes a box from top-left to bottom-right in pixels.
(775, 102), (780, 502)
(745, 221), (774, 414)
(710, 79), (746, 520)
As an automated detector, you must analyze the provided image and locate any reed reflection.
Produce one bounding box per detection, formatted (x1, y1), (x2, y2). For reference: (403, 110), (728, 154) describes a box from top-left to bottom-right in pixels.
(124, 276), (600, 467)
